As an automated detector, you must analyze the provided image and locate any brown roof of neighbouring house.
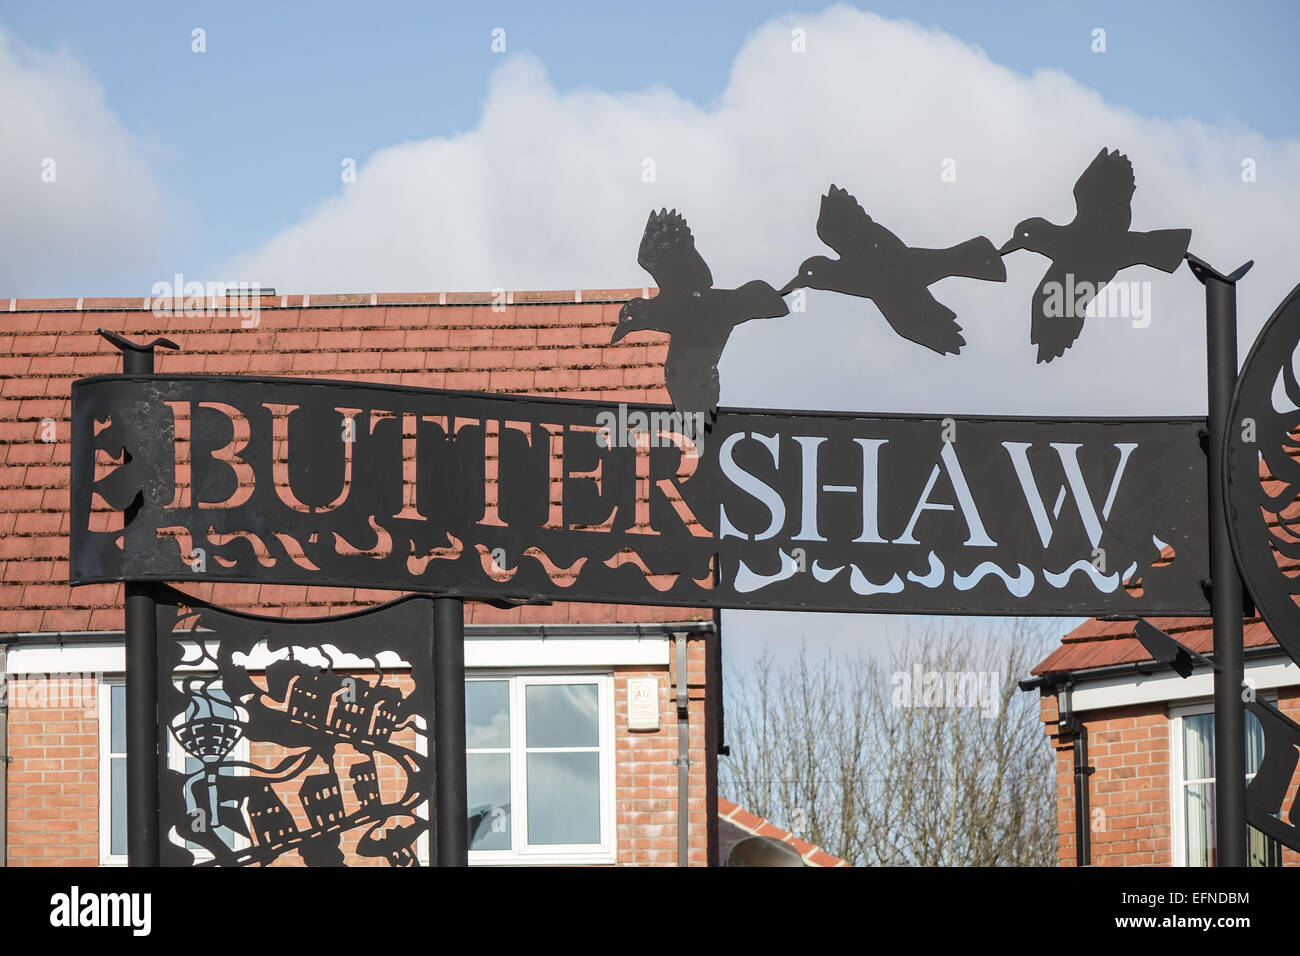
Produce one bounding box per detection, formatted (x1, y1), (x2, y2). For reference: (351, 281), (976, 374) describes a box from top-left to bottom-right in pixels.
(1031, 615), (1281, 676)
(0, 289), (712, 634)
(717, 797), (850, 867)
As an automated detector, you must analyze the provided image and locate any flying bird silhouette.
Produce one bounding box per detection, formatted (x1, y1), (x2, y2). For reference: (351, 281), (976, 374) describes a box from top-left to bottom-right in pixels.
(779, 185), (1006, 355)
(1000, 148), (1192, 362)
(612, 208), (790, 420)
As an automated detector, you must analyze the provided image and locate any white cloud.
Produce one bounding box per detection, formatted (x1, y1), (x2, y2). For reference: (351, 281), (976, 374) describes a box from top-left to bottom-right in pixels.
(0, 29), (178, 297)
(229, 5), (1300, 420)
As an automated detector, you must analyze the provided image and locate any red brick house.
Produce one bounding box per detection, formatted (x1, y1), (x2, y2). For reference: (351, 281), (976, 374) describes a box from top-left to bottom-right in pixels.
(1029, 614), (1300, 867)
(0, 288), (734, 866)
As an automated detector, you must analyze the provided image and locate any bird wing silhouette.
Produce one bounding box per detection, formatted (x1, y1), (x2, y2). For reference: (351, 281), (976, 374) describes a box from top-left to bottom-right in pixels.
(906, 237), (1008, 286)
(875, 287), (965, 356)
(638, 208), (713, 292)
(816, 185), (903, 258)
(1072, 148), (1135, 233)
(1031, 262), (1087, 362)
(728, 280), (792, 323)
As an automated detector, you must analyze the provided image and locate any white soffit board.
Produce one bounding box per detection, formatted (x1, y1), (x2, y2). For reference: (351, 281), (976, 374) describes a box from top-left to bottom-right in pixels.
(4, 634), (670, 674)
(1071, 655), (1300, 713)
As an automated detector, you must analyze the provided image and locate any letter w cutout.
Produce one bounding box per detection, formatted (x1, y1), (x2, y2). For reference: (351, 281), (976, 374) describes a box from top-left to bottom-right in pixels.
(1001, 442), (1137, 548)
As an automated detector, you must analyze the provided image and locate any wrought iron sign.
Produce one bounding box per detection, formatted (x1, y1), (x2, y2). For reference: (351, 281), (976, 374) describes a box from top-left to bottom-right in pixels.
(1226, 281), (1300, 851)
(1226, 281), (1300, 661)
(154, 586), (434, 867)
(72, 374), (1210, 615)
(71, 144), (1269, 868)
(1245, 700), (1300, 853)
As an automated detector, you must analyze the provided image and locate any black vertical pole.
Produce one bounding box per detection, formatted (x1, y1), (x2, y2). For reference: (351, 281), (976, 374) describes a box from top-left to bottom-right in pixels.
(1188, 254), (1252, 867)
(124, 582), (158, 866)
(97, 330), (177, 867)
(433, 596), (468, 866)
(120, 340), (159, 868)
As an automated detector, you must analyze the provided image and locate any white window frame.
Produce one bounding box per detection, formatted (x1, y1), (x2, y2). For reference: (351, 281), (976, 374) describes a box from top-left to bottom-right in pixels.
(98, 677), (126, 866)
(465, 670), (616, 866)
(1169, 696), (1278, 867)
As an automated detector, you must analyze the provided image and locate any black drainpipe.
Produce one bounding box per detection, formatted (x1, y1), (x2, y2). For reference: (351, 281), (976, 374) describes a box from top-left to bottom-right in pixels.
(1021, 674), (1093, 867)
(675, 632), (690, 867)
(1058, 681), (1093, 867)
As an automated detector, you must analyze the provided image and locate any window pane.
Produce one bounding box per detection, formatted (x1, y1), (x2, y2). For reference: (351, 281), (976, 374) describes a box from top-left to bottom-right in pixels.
(526, 752), (599, 845)
(1245, 709), (1266, 777)
(467, 753), (511, 850)
(111, 757), (127, 856)
(1183, 713), (1213, 780)
(1184, 781), (1215, 867)
(525, 683), (598, 748)
(466, 680), (510, 749)
(111, 684), (126, 754)
(1249, 826), (1282, 867)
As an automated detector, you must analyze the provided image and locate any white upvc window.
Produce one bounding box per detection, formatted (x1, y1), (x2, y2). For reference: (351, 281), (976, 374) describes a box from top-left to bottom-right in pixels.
(1169, 698), (1281, 867)
(98, 678), (127, 866)
(464, 671), (615, 865)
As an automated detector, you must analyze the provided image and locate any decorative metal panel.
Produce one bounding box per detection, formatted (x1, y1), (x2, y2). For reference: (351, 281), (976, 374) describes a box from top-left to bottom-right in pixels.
(153, 585), (434, 866)
(1245, 700), (1300, 853)
(1225, 281), (1300, 663)
(72, 374), (1210, 615)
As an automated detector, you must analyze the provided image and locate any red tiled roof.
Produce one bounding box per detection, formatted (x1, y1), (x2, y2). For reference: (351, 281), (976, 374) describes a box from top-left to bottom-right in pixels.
(717, 797), (850, 867)
(0, 290), (711, 633)
(1031, 615), (1280, 676)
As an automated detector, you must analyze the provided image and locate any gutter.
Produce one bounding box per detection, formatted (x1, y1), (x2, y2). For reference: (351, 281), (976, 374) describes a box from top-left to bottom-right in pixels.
(0, 620), (717, 648)
(1018, 640), (1285, 693)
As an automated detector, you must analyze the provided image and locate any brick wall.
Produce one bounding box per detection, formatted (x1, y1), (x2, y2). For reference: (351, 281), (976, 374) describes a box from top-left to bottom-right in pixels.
(613, 635), (708, 866)
(1041, 689), (1300, 866)
(5, 674), (100, 865)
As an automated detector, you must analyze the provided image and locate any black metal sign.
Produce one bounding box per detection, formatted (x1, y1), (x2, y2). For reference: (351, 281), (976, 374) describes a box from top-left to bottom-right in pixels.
(154, 585), (434, 866)
(1226, 281), (1300, 661)
(1245, 700), (1300, 853)
(1224, 281), (1300, 853)
(71, 374), (1209, 615)
(65, 144), (1226, 869)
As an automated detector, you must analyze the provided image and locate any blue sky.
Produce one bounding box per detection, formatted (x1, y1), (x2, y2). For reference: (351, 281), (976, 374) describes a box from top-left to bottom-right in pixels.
(2, 0), (1297, 285)
(4, 2), (1299, 670)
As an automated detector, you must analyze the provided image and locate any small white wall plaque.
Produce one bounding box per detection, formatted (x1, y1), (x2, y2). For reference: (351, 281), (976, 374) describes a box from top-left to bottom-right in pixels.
(627, 676), (660, 731)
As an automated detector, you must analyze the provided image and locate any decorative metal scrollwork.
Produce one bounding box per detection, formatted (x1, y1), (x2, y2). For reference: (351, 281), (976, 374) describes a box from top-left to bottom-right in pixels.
(154, 586), (435, 866)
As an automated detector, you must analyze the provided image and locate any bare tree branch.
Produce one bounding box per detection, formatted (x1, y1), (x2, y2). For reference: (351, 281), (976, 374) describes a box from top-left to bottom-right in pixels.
(720, 620), (1056, 866)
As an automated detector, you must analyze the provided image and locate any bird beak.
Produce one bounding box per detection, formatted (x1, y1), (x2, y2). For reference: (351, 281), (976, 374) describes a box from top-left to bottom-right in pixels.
(998, 237), (1023, 255)
(778, 277), (802, 296)
(610, 323), (628, 344)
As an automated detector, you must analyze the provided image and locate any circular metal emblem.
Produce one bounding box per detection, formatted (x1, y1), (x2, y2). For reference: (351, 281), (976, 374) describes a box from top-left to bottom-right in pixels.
(1225, 282), (1300, 662)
